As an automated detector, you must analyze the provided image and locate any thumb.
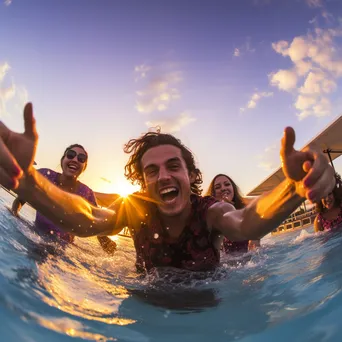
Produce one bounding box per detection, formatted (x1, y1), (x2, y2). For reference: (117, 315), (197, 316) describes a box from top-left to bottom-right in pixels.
(281, 127), (296, 158)
(23, 103), (38, 139)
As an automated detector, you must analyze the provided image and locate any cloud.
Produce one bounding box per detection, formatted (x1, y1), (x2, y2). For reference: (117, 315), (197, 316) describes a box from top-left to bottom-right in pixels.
(270, 26), (342, 119)
(0, 62), (28, 117)
(145, 111), (196, 133)
(233, 48), (241, 57)
(0, 62), (15, 116)
(134, 64), (151, 81)
(233, 37), (256, 57)
(240, 91), (273, 112)
(269, 69), (298, 91)
(256, 142), (280, 171)
(305, 0), (323, 8)
(4, 0), (12, 6)
(135, 64), (182, 114)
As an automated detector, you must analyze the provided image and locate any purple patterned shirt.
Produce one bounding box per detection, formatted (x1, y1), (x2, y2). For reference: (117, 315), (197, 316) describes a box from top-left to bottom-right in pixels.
(35, 168), (97, 242)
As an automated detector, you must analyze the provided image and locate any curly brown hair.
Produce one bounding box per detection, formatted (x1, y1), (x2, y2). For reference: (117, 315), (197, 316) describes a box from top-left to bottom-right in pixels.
(205, 174), (246, 209)
(316, 172), (342, 213)
(124, 131), (203, 195)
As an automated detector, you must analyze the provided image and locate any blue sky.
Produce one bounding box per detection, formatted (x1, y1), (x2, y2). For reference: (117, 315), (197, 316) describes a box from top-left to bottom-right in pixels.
(1, 0), (342, 196)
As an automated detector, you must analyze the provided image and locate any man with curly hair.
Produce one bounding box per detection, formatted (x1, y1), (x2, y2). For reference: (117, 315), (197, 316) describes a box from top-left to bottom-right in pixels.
(0, 103), (336, 273)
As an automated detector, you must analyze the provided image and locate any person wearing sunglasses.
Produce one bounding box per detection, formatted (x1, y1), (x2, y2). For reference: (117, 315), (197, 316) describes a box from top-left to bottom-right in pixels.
(11, 144), (117, 254)
(314, 173), (342, 232)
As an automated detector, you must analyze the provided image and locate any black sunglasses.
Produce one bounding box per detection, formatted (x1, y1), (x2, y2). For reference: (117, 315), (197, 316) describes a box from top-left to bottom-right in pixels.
(65, 150), (87, 163)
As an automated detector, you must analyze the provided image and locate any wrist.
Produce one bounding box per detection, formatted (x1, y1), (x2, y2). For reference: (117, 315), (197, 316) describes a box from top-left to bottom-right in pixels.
(292, 180), (307, 200)
(16, 168), (37, 198)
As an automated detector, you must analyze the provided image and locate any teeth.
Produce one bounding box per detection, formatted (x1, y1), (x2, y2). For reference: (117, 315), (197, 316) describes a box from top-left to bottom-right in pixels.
(160, 187), (177, 195)
(68, 164), (78, 170)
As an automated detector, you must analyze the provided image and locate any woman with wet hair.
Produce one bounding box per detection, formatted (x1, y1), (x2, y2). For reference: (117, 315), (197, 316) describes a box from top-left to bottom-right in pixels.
(206, 174), (260, 253)
(11, 144), (116, 254)
(314, 173), (342, 232)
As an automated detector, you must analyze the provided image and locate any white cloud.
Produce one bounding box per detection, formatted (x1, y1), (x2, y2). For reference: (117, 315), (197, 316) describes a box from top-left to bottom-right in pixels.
(0, 62), (14, 116)
(233, 37), (256, 57)
(4, 0), (12, 6)
(240, 91), (273, 112)
(0, 62), (28, 117)
(269, 69), (298, 91)
(0, 62), (10, 82)
(134, 64), (151, 81)
(135, 65), (182, 114)
(256, 142), (280, 171)
(233, 48), (240, 57)
(145, 111), (196, 133)
(305, 0), (323, 8)
(270, 26), (342, 119)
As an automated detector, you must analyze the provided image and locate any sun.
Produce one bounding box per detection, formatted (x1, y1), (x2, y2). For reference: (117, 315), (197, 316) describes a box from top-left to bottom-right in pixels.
(114, 181), (140, 198)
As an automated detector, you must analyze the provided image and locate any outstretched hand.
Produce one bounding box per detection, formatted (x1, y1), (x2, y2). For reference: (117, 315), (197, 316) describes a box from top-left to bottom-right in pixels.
(280, 127), (335, 202)
(0, 103), (38, 189)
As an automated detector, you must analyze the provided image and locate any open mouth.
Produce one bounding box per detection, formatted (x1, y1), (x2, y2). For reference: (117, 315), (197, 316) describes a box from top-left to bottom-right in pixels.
(159, 187), (179, 203)
(67, 163), (80, 172)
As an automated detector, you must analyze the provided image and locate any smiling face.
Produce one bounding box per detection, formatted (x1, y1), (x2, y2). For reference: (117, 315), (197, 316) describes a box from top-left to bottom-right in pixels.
(322, 192), (336, 210)
(61, 147), (87, 179)
(213, 175), (235, 202)
(141, 144), (195, 217)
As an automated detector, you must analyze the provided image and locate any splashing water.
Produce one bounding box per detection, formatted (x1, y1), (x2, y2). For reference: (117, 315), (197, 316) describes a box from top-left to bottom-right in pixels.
(1, 188), (342, 342)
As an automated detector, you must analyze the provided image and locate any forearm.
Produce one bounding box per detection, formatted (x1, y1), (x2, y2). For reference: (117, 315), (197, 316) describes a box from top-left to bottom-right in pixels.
(240, 180), (304, 239)
(16, 168), (117, 237)
(216, 180), (304, 240)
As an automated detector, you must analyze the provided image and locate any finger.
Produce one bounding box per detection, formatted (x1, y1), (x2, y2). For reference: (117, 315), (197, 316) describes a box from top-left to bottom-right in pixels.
(306, 167), (335, 202)
(303, 151), (326, 188)
(0, 120), (10, 142)
(280, 127), (296, 159)
(303, 160), (312, 173)
(23, 103), (38, 139)
(0, 139), (22, 178)
(0, 167), (20, 190)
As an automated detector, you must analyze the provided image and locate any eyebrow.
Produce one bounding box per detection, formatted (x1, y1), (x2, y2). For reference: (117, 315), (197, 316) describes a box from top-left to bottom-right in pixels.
(143, 157), (182, 172)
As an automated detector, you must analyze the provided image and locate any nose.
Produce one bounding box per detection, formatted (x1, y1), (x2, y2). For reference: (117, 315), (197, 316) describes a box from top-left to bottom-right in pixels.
(158, 166), (171, 182)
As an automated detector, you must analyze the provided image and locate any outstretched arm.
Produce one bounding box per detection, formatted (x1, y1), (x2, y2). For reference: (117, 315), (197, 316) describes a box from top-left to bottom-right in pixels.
(207, 127), (335, 241)
(0, 103), (132, 237)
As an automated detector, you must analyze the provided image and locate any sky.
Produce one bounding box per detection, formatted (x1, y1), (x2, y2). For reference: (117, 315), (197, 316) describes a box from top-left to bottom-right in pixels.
(1, 0), (342, 196)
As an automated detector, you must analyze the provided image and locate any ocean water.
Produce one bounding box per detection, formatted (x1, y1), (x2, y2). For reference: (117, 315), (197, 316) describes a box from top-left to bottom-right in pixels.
(0, 188), (342, 342)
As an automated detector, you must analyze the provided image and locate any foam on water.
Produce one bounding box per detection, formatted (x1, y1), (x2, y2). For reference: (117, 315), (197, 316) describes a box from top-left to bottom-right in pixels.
(1, 188), (342, 342)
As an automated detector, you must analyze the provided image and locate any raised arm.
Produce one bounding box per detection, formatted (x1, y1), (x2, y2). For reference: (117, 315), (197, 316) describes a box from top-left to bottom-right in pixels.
(0, 103), (133, 237)
(207, 127), (335, 241)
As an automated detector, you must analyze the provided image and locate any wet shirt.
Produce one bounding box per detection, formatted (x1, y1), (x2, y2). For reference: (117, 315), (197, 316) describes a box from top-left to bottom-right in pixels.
(35, 168), (97, 242)
(317, 205), (342, 231)
(222, 238), (249, 254)
(131, 195), (220, 272)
